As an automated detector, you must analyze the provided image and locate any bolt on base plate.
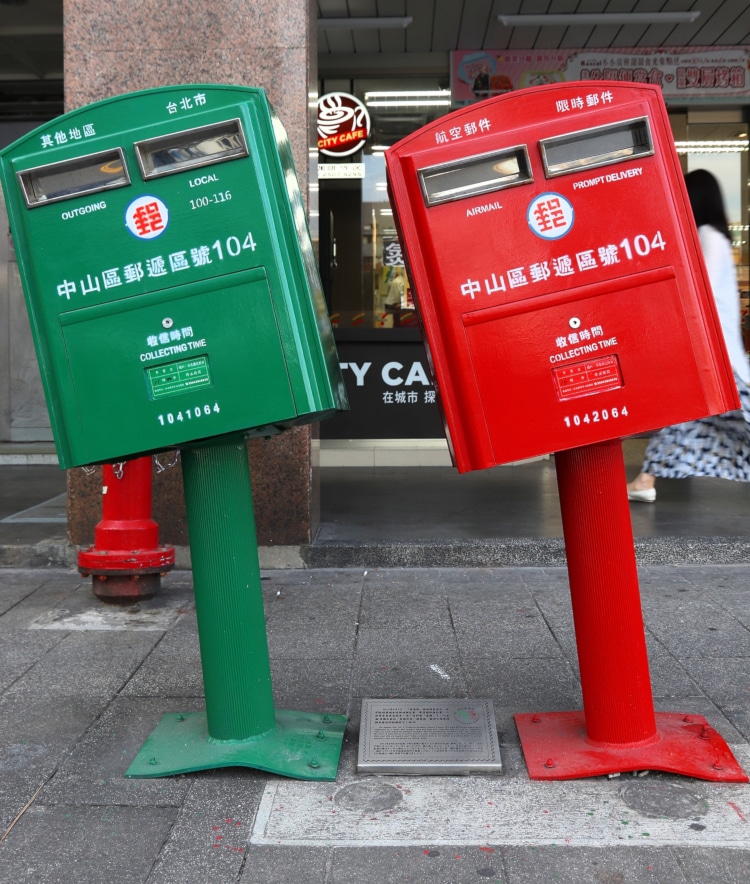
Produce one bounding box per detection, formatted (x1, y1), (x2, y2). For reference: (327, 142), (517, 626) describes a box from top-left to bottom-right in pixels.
(515, 710), (748, 782)
(125, 709), (348, 781)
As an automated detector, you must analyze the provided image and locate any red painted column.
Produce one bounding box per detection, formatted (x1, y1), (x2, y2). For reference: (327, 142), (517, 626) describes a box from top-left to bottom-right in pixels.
(514, 438), (747, 781)
(555, 438), (657, 746)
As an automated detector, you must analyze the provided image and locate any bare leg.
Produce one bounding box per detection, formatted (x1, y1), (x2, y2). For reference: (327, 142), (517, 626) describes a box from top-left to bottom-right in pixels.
(627, 472), (655, 491)
(627, 471), (656, 502)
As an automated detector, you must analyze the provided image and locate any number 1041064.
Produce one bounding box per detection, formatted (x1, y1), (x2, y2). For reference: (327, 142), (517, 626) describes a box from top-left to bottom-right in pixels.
(563, 405), (628, 428)
(157, 402), (221, 426)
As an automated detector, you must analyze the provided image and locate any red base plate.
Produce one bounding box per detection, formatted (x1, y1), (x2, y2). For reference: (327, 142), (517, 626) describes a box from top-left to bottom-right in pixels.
(515, 710), (748, 782)
(78, 546), (175, 573)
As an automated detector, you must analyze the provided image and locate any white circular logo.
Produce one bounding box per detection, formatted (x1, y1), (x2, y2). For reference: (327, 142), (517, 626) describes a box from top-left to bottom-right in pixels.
(527, 192), (574, 240)
(125, 195), (169, 239)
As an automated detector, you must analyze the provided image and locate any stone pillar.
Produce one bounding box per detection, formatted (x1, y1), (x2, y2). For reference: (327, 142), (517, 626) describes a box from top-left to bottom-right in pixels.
(64, 0), (319, 555)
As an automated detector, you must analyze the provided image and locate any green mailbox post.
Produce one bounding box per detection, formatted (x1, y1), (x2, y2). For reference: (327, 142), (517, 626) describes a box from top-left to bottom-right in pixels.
(0, 85), (349, 780)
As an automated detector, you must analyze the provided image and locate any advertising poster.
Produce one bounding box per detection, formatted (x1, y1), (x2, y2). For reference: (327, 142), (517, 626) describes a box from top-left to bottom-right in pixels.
(451, 47), (750, 105)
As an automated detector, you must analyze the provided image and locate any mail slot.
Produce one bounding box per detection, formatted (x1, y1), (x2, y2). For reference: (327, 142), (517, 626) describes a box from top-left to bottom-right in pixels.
(0, 85), (347, 468)
(386, 82), (738, 472)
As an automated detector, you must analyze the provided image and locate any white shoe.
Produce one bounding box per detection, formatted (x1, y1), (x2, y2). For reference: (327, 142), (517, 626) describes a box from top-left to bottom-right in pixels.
(627, 487), (656, 503)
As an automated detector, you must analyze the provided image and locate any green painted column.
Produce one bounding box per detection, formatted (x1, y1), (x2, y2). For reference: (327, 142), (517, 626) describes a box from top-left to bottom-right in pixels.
(127, 432), (346, 780)
(180, 435), (276, 741)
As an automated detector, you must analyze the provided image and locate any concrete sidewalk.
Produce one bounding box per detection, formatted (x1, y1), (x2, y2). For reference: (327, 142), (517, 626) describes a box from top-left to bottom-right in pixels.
(1, 564), (750, 882)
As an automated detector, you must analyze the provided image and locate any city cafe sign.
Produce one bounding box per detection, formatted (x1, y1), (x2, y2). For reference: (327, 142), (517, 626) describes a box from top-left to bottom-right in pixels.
(317, 92), (371, 157)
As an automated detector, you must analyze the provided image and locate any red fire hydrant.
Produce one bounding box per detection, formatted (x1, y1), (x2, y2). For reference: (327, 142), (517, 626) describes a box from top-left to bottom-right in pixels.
(78, 456), (175, 601)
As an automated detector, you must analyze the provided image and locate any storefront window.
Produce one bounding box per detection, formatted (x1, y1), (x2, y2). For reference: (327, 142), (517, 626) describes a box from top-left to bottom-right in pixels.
(318, 79), (450, 331)
(361, 153), (417, 329)
(317, 80), (450, 440)
(319, 87), (749, 340)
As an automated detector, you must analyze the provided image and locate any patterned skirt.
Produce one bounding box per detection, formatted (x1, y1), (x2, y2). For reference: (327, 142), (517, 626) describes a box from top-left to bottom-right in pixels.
(642, 374), (750, 482)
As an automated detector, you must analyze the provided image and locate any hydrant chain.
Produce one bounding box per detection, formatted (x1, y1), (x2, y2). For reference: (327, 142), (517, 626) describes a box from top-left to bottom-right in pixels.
(154, 451), (180, 473)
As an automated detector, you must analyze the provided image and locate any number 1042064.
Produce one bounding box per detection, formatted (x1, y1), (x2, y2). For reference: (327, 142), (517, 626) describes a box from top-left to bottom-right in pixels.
(563, 405), (628, 428)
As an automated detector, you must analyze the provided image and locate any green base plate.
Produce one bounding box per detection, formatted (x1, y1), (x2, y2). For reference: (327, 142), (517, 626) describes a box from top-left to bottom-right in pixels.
(125, 709), (348, 781)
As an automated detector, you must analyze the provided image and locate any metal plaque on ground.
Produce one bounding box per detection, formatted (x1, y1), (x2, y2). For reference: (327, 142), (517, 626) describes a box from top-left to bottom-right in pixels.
(358, 699), (502, 775)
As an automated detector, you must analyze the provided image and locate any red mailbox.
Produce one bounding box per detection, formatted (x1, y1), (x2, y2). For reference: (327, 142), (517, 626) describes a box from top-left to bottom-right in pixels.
(386, 82), (747, 783)
(386, 81), (738, 472)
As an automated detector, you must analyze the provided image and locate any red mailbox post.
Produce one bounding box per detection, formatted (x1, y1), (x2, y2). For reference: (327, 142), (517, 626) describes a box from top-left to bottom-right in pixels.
(386, 81), (747, 781)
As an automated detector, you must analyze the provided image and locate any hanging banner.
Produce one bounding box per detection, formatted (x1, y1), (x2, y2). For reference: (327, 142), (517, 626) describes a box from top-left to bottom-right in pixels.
(451, 47), (750, 106)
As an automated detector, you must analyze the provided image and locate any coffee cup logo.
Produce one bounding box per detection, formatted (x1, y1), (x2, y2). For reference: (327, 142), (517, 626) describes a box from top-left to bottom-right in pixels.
(317, 92), (371, 158)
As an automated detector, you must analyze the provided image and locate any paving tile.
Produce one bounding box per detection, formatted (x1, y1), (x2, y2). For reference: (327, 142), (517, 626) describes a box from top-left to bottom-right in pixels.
(42, 697), (201, 807)
(270, 658), (351, 713)
(718, 702), (750, 743)
(646, 644), (702, 701)
(0, 572), (85, 629)
(266, 617), (358, 660)
(502, 845), (686, 883)
(351, 654), (468, 699)
(237, 845), (330, 883)
(149, 774), (268, 884)
(3, 630), (161, 702)
(354, 625), (459, 659)
(672, 846), (750, 883)
(0, 631), (65, 693)
(452, 622), (566, 659)
(0, 804), (177, 884)
(0, 571), (48, 617)
(463, 656), (582, 710)
(120, 628), (205, 698)
(358, 570), (454, 630)
(681, 658), (750, 707)
(0, 694), (103, 830)
(645, 607), (750, 659)
(329, 845), (508, 883)
(529, 592), (576, 631)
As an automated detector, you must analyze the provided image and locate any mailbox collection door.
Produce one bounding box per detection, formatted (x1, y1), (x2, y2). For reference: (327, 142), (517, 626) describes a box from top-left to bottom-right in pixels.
(386, 82), (738, 472)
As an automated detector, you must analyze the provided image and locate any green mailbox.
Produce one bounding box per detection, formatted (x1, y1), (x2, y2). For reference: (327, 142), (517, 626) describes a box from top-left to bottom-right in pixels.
(0, 84), (346, 468)
(0, 86), (350, 782)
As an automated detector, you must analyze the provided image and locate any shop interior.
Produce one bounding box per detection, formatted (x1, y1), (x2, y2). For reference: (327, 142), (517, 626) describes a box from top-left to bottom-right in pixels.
(318, 82), (749, 342)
